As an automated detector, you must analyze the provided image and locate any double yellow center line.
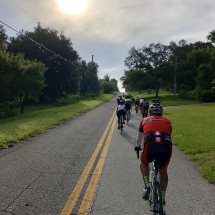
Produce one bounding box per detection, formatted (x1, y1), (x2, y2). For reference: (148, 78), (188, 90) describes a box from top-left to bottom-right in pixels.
(60, 110), (116, 215)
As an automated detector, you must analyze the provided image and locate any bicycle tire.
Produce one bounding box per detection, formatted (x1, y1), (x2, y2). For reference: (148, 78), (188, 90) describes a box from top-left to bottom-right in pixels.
(127, 112), (129, 125)
(120, 116), (123, 134)
(153, 183), (164, 215)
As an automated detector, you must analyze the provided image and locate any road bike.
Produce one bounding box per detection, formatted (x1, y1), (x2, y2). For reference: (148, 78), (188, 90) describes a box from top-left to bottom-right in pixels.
(142, 109), (148, 118)
(135, 104), (139, 114)
(149, 158), (165, 215)
(120, 115), (123, 134)
(136, 148), (165, 215)
(126, 111), (129, 125)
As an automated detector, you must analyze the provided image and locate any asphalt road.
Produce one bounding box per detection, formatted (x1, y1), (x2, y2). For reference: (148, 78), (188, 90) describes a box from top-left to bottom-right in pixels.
(1, 95), (215, 215)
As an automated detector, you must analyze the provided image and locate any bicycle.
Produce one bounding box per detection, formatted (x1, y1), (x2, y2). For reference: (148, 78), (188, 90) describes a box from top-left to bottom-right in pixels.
(126, 111), (129, 125)
(120, 115), (123, 134)
(149, 158), (165, 215)
(136, 148), (165, 215)
(135, 104), (139, 114)
(142, 109), (148, 118)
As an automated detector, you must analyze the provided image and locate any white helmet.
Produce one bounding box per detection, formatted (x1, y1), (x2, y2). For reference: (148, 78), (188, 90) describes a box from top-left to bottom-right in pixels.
(149, 103), (163, 116)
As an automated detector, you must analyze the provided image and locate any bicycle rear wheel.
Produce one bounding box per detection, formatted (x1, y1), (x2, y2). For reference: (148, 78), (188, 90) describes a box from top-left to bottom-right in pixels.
(153, 183), (164, 215)
(120, 116), (123, 134)
(127, 112), (129, 124)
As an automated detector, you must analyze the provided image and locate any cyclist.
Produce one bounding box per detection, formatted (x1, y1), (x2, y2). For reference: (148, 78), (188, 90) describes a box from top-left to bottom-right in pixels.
(117, 96), (122, 105)
(135, 97), (140, 112)
(134, 100), (172, 207)
(139, 98), (144, 114)
(140, 97), (144, 105)
(131, 96), (135, 106)
(125, 96), (132, 120)
(116, 100), (126, 129)
(143, 98), (149, 116)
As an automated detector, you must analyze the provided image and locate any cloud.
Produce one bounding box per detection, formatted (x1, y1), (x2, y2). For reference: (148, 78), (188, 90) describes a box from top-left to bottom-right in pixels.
(1, 0), (215, 83)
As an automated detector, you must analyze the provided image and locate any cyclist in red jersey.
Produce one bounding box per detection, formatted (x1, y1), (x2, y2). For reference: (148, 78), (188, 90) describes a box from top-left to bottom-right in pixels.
(135, 99), (172, 207)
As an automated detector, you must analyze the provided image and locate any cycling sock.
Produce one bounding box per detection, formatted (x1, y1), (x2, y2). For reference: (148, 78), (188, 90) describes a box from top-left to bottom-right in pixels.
(143, 176), (149, 188)
(161, 191), (165, 203)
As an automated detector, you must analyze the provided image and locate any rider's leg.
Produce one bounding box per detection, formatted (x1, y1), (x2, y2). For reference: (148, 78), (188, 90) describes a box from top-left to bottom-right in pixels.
(159, 169), (168, 204)
(140, 160), (150, 187)
(159, 169), (168, 191)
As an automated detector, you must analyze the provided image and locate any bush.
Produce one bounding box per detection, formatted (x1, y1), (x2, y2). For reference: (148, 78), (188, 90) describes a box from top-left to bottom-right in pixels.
(5, 109), (16, 117)
(179, 90), (215, 102)
(100, 82), (116, 94)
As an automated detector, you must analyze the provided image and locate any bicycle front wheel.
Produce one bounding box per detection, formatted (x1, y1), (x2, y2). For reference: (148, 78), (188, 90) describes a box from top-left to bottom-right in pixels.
(153, 183), (164, 215)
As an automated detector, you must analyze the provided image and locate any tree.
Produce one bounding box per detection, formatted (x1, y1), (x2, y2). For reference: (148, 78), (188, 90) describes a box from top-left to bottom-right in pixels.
(103, 74), (110, 82)
(125, 43), (173, 97)
(79, 60), (90, 96)
(207, 30), (215, 44)
(0, 44), (47, 113)
(110, 78), (119, 91)
(8, 23), (80, 100)
(186, 48), (215, 90)
(100, 82), (116, 93)
(0, 25), (8, 46)
(88, 61), (100, 97)
(120, 69), (153, 92)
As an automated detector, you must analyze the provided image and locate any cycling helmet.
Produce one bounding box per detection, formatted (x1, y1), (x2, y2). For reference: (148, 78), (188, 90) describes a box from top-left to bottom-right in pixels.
(120, 100), (124, 105)
(149, 103), (163, 116)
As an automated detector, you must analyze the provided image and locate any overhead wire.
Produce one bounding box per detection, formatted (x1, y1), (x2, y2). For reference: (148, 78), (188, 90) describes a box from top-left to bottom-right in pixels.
(0, 20), (97, 77)
(0, 12), (26, 18)
(10, 0), (38, 22)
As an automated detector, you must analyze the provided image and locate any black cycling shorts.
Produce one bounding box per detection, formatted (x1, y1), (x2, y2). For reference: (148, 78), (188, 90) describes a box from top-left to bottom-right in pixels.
(141, 143), (172, 169)
(125, 104), (131, 110)
(117, 109), (126, 118)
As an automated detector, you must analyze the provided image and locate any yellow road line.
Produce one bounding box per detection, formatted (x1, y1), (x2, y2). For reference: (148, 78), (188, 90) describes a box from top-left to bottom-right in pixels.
(60, 111), (116, 215)
(77, 114), (117, 215)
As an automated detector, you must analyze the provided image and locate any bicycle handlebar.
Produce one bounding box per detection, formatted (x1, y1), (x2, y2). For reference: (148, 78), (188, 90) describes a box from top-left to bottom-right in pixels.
(135, 146), (142, 159)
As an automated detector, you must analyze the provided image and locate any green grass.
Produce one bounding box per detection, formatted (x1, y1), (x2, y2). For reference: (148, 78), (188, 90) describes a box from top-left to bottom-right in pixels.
(127, 90), (148, 96)
(163, 104), (215, 183)
(0, 94), (91, 119)
(0, 94), (114, 149)
(132, 90), (203, 106)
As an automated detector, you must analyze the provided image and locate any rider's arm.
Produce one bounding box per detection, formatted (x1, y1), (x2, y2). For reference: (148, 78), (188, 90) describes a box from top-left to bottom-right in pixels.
(136, 119), (145, 147)
(136, 131), (144, 147)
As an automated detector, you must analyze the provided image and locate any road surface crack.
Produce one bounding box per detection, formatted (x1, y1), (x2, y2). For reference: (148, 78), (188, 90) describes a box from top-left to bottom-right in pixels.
(2, 172), (43, 213)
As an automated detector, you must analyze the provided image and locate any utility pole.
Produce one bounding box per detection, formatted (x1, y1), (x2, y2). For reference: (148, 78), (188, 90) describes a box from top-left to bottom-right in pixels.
(173, 54), (177, 99)
(92, 55), (95, 99)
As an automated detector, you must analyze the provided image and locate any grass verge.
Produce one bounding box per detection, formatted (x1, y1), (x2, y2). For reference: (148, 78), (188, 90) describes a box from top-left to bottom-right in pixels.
(127, 90), (148, 96)
(163, 104), (215, 183)
(132, 90), (203, 106)
(0, 94), (114, 149)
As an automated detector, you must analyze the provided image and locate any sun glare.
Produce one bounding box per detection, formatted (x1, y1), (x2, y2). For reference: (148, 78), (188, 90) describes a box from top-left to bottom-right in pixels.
(57, 0), (88, 15)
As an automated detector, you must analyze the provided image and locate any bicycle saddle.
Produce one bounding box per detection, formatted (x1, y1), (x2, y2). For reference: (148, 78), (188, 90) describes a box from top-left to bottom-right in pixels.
(153, 158), (164, 169)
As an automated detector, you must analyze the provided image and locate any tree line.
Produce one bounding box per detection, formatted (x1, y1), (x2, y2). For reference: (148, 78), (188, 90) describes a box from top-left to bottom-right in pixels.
(0, 23), (118, 114)
(121, 30), (215, 101)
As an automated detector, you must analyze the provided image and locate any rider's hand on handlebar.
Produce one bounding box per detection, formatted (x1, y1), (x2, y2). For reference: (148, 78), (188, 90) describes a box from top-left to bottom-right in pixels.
(134, 146), (142, 151)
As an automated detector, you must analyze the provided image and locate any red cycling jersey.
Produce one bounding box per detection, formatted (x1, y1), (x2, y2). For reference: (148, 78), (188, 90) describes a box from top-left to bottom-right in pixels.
(139, 115), (172, 136)
(139, 115), (172, 168)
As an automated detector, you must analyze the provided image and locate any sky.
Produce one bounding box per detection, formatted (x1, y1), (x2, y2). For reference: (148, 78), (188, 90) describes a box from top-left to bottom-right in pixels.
(1, 0), (215, 91)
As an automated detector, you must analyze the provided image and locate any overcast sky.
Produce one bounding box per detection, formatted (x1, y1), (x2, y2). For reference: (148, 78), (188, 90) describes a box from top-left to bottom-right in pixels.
(1, 0), (215, 90)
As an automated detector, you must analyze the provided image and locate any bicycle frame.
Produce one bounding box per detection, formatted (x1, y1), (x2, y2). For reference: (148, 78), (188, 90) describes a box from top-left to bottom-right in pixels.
(149, 161), (164, 215)
(120, 115), (123, 134)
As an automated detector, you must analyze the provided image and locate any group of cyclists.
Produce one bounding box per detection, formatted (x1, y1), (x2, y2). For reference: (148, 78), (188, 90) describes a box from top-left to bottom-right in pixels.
(116, 93), (172, 214)
(116, 94), (149, 129)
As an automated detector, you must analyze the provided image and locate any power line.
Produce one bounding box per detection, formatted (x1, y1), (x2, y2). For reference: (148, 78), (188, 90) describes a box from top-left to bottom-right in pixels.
(0, 12), (26, 18)
(0, 20), (97, 77)
(10, 0), (38, 22)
